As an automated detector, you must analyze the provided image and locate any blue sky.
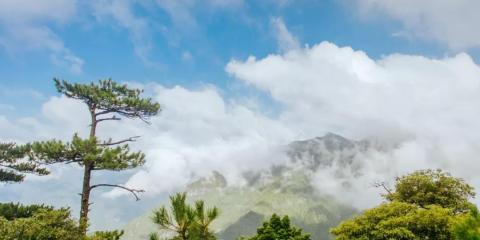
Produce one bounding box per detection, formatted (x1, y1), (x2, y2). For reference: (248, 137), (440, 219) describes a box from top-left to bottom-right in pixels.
(1, 0), (475, 116)
(3, 0), (480, 231)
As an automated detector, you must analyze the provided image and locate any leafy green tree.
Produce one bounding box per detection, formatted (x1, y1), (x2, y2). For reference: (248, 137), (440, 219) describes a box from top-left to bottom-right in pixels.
(330, 202), (456, 240)
(453, 206), (480, 240)
(0, 202), (124, 240)
(0, 206), (82, 240)
(331, 169), (476, 240)
(0, 143), (48, 183)
(240, 214), (311, 240)
(385, 169), (475, 213)
(28, 79), (160, 235)
(150, 192), (219, 240)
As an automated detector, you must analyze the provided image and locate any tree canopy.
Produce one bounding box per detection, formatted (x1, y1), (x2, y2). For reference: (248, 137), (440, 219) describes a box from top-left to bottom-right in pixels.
(54, 78), (160, 122)
(0, 204), (82, 240)
(385, 169), (475, 213)
(241, 214), (311, 240)
(0, 143), (49, 183)
(0, 202), (125, 240)
(453, 206), (480, 240)
(331, 201), (455, 240)
(30, 134), (145, 171)
(330, 169), (477, 240)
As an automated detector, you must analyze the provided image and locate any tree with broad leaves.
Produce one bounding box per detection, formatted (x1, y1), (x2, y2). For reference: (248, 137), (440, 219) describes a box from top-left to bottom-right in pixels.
(28, 79), (160, 235)
(330, 169), (477, 240)
(0, 202), (125, 240)
(453, 206), (480, 240)
(0, 143), (49, 183)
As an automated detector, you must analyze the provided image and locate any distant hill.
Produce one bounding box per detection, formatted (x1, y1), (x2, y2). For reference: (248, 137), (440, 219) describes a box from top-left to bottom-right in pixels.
(121, 133), (375, 240)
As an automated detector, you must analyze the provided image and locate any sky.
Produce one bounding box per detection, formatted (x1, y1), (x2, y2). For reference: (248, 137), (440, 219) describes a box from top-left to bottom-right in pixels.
(2, 0), (480, 231)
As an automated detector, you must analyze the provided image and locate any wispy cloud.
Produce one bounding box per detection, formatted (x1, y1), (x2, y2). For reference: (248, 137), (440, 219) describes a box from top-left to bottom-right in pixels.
(354, 0), (480, 50)
(271, 17), (300, 52)
(92, 0), (162, 68)
(0, 0), (84, 73)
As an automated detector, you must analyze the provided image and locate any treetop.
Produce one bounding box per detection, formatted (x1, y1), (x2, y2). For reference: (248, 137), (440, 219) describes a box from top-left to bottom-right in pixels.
(385, 169), (475, 213)
(54, 78), (160, 121)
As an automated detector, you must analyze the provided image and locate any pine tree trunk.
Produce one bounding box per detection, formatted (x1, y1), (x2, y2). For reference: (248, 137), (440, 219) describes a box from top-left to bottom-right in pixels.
(79, 162), (93, 234)
(79, 107), (97, 235)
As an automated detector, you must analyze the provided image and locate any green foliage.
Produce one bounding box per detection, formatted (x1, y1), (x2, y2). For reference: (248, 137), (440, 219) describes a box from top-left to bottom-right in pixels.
(331, 169), (477, 240)
(385, 169), (475, 213)
(0, 202), (53, 220)
(0, 207), (82, 240)
(87, 230), (125, 240)
(453, 206), (480, 240)
(54, 78), (160, 121)
(150, 192), (219, 240)
(29, 133), (145, 171)
(0, 202), (125, 240)
(240, 214), (311, 240)
(330, 202), (456, 240)
(190, 201), (219, 240)
(0, 143), (49, 183)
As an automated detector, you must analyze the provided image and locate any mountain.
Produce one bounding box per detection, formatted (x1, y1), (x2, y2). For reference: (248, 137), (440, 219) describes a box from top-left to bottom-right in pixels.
(121, 133), (374, 240)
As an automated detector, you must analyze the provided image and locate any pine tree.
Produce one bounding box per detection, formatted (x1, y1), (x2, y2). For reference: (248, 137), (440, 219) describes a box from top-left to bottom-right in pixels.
(190, 200), (219, 240)
(29, 79), (160, 235)
(241, 214), (311, 240)
(151, 193), (196, 240)
(0, 143), (49, 183)
(150, 192), (219, 240)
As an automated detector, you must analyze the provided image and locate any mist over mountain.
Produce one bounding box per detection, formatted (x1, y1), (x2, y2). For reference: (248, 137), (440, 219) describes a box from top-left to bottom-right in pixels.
(121, 133), (389, 240)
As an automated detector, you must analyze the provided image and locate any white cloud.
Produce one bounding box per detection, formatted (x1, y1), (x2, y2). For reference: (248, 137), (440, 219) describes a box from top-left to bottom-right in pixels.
(107, 85), (294, 196)
(271, 17), (300, 52)
(227, 42), (480, 206)
(354, 0), (480, 50)
(0, 0), (84, 73)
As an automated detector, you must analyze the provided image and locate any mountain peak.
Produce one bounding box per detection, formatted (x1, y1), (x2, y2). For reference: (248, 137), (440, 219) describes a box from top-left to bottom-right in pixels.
(286, 133), (368, 171)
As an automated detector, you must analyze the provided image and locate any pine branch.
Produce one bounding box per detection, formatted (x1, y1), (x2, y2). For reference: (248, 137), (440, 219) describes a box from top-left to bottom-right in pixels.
(89, 184), (144, 201)
(98, 136), (141, 146)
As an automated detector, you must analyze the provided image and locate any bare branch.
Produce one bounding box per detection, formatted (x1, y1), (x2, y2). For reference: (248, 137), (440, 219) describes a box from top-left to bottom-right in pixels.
(90, 184), (144, 201)
(372, 181), (393, 195)
(98, 136), (141, 146)
(95, 109), (115, 116)
(96, 116), (121, 123)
